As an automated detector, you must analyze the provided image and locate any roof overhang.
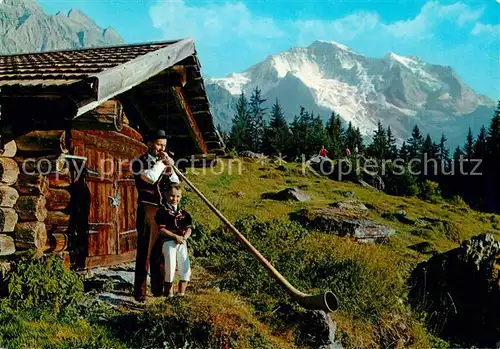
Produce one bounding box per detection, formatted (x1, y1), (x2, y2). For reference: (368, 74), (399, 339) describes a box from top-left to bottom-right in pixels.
(75, 38), (195, 117)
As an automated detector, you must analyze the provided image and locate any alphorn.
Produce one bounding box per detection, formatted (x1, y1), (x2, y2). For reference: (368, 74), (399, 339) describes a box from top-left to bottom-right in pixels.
(171, 164), (339, 312)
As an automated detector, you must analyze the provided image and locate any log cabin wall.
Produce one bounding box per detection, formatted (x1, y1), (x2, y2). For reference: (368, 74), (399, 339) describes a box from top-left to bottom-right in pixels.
(0, 99), (146, 273)
(0, 140), (20, 277)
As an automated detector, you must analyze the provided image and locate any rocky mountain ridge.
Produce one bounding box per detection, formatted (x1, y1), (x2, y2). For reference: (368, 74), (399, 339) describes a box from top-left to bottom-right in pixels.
(0, 0), (123, 54)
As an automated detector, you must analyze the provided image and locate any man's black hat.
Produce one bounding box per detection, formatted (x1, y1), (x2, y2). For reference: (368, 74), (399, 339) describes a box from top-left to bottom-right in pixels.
(146, 129), (168, 142)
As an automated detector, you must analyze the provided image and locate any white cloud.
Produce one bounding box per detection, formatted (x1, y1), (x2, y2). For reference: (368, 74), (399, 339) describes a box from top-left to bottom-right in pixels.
(384, 1), (483, 39)
(294, 12), (380, 44)
(150, 0), (284, 48)
(472, 23), (500, 36)
(149, 0), (488, 49)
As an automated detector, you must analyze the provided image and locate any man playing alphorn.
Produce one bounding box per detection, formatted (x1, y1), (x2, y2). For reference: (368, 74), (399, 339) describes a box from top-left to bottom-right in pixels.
(132, 129), (179, 302)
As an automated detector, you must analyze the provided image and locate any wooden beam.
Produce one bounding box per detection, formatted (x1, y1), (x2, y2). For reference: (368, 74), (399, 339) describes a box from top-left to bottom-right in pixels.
(191, 110), (211, 116)
(170, 86), (208, 154)
(76, 38), (196, 117)
(84, 250), (136, 270)
(188, 96), (209, 103)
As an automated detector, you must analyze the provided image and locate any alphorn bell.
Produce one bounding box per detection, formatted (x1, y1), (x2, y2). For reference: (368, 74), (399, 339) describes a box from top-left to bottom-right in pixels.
(171, 164), (339, 312)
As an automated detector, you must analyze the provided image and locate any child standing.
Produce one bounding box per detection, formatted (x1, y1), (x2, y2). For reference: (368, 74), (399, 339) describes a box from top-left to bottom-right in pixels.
(155, 184), (193, 297)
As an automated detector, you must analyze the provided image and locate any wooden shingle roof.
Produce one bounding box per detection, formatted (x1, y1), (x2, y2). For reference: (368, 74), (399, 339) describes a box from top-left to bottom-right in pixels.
(0, 41), (174, 86)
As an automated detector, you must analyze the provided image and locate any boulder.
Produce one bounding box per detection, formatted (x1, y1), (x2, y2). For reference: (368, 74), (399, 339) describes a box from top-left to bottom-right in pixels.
(409, 233), (500, 347)
(329, 200), (368, 212)
(273, 304), (342, 348)
(262, 188), (311, 202)
(293, 207), (395, 243)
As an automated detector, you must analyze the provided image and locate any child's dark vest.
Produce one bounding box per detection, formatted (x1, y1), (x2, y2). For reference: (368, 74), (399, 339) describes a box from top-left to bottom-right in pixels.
(155, 206), (193, 242)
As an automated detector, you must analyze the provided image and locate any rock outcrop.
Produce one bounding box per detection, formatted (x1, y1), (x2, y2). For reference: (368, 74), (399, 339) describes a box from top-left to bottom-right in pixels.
(274, 304), (342, 348)
(409, 233), (500, 347)
(292, 202), (396, 243)
(262, 188), (311, 202)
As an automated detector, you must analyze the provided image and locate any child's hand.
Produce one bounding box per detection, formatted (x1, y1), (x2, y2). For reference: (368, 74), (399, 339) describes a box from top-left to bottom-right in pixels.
(175, 235), (184, 244)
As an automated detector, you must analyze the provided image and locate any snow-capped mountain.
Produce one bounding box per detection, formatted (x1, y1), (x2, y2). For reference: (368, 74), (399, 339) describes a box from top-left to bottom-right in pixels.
(206, 40), (495, 148)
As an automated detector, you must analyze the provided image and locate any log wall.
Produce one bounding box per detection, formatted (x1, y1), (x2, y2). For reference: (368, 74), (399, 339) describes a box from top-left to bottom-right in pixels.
(0, 129), (72, 263)
(0, 140), (19, 258)
(0, 98), (144, 276)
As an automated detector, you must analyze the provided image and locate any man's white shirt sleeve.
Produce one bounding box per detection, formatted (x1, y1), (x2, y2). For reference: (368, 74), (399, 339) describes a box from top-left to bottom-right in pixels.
(140, 161), (166, 184)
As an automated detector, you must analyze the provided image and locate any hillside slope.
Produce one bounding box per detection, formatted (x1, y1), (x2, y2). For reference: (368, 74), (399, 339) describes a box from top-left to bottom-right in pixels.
(1, 158), (499, 348)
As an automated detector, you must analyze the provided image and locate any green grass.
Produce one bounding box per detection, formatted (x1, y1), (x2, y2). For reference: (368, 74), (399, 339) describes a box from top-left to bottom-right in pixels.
(181, 158), (499, 347)
(1, 158), (498, 348)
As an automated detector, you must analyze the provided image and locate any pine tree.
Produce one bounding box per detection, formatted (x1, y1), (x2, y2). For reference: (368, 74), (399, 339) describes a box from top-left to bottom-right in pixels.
(264, 98), (290, 155)
(325, 112), (343, 158)
(438, 133), (449, 163)
(354, 127), (364, 153)
(249, 87), (267, 152)
(407, 125), (423, 159)
(229, 93), (252, 150)
(344, 122), (357, 151)
(399, 141), (410, 162)
(422, 134), (435, 157)
(485, 101), (500, 212)
(290, 107), (315, 158)
(474, 126), (488, 160)
(487, 100), (500, 160)
(387, 126), (398, 160)
(422, 134), (437, 178)
(453, 146), (464, 160)
(464, 127), (474, 160)
(310, 113), (329, 155)
(368, 120), (387, 159)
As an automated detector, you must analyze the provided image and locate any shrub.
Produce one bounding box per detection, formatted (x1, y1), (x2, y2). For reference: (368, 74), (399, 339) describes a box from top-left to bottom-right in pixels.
(448, 195), (468, 208)
(419, 180), (442, 203)
(3, 254), (83, 314)
(0, 255), (124, 348)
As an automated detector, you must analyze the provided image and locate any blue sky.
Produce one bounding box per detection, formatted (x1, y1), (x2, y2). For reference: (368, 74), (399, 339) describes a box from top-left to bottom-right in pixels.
(38, 0), (500, 99)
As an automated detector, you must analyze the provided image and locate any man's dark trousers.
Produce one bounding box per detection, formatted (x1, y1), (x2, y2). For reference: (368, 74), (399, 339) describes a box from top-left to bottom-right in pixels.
(134, 202), (165, 299)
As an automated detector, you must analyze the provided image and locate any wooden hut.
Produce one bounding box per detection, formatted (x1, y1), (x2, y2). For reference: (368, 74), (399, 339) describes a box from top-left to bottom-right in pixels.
(0, 38), (224, 270)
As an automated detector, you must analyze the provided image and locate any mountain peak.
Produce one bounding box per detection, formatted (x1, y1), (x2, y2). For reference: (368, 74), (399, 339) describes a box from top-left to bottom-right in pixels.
(309, 40), (354, 52)
(1, 0), (42, 11)
(67, 8), (92, 21)
(0, 1), (123, 55)
(384, 52), (419, 68)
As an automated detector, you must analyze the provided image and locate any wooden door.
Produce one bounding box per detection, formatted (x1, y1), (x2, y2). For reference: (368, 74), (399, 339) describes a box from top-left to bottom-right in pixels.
(116, 157), (138, 255)
(70, 129), (146, 268)
(85, 147), (117, 257)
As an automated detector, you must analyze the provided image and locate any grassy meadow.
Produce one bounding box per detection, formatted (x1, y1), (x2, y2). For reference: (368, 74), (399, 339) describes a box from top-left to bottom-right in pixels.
(1, 157), (498, 348)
